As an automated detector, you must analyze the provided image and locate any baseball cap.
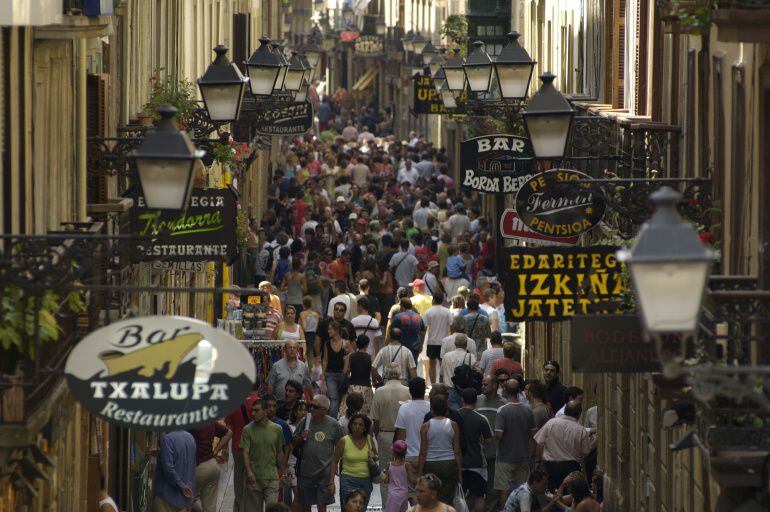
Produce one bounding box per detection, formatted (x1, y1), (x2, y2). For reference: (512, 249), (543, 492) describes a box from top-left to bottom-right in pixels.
(336, 196), (346, 203)
(457, 285), (470, 296)
(409, 279), (425, 288)
(350, 213), (359, 220)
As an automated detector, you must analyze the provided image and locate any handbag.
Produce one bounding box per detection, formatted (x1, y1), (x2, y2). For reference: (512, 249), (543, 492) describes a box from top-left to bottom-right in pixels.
(366, 437), (381, 481)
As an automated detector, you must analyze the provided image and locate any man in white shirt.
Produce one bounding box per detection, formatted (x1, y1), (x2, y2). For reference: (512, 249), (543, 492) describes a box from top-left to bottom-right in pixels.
(445, 203), (471, 243)
(394, 377), (431, 500)
(373, 328), (417, 384)
(371, 364), (411, 503)
(441, 334), (476, 409)
(479, 332), (505, 376)
(327, 281), (357, 322)
(397, 159), (419, 185)
(412, 197), (431, 230)
(422, 292), (454, 386)
(440, 315), (477, 358)
(351, 296), (382, 356)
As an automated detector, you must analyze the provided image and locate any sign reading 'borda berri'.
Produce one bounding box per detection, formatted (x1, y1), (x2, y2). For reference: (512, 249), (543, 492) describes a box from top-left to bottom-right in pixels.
(65, 316), (256, 431)
(460, 134), (534, 194)
(515, 169), (605, 238)
(128, 187), (238, 263)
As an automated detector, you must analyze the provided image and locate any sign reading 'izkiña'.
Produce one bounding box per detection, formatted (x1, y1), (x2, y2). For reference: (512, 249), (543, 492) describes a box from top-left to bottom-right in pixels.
(460, 135), (534, 194)
(515, 169), (605, 237)
(65, 316), (256, 431)
(501, 245), (627, 321)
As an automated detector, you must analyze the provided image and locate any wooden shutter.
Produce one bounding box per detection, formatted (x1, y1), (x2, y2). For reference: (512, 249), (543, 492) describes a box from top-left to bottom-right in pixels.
(615, 0), (626, 108)
(758, 65), (770, 291)
(87, 74), (108, 204)
(634, 0), (648, 115)
(712, 52), (725, 246)
(232, 13), (250, 74)
(729, 63), (746, 274)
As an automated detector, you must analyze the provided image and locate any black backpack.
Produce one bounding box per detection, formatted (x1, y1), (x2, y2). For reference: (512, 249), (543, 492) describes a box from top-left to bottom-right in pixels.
(451, 353), (483, 394)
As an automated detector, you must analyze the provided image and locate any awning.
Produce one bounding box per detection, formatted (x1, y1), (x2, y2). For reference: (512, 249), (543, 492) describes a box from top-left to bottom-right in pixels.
(352, 68), (378, 91)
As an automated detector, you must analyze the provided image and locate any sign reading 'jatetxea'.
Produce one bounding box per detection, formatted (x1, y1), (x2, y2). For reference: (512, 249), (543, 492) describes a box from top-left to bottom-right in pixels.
(65, 316), (256, 431)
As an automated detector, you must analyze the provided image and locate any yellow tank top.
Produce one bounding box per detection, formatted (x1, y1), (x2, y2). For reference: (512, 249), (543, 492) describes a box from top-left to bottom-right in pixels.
(341, 435), (370, 478)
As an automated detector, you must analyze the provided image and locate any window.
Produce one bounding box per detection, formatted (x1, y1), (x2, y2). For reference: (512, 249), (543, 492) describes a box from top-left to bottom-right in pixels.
(729, 63), (746, 274)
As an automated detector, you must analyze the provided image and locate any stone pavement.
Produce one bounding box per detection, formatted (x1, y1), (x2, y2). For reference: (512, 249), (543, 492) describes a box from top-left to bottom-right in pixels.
(215, 452), (384, 512)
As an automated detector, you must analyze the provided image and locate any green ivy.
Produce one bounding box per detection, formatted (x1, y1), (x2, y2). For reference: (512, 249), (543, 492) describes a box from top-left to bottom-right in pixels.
(0, 286), (88, 358)
(672, 0), (716, 36)
(440, 15), (468, 56)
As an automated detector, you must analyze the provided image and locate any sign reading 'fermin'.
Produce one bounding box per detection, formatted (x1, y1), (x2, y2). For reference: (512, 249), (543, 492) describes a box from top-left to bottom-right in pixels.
(254, 101), (314, 135)
(571, 315), (683, 372)
(128, 187), (238, 263)
(501, 245), (627, 322)
(516, 169), (605, 237)
(460, 134), (535, 194)
(64, 316), (257, 431)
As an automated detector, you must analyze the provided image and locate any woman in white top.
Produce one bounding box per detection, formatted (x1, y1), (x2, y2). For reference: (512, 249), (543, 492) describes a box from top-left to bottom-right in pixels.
(417, 394), (462, 505)
(273, 305), (306, 343)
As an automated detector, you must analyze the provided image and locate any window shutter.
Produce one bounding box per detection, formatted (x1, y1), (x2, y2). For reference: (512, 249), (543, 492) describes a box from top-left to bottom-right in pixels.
(232, 13), (250, 74)
(87, 73), (108, 204)
(729, 64), (746, 274)
(634, 0), (649, 115)
(615, 0), (626, 108)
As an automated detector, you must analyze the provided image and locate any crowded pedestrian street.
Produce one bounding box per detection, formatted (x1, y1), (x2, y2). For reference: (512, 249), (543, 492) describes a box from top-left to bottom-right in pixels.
(2, 1), (770, 512)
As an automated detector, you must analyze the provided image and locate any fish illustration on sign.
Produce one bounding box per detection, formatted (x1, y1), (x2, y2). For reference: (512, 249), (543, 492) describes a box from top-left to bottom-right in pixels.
(98, 333), (203, 379)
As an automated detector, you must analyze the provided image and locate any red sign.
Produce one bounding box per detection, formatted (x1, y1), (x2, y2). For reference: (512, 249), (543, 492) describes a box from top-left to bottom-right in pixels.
(500, 209), (579, 246)
(340, 31), (360, 42)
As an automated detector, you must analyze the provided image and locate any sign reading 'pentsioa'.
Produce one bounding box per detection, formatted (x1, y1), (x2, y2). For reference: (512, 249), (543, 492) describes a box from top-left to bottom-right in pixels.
(65, 316), (256, 431)
(255, 101), (314, 136)
(128, 187), (238, 263)
(500, 209), (578, 246)
(460, 134), (534, 194)
(501, 245), (627, 322)
(515, 169), (605, 237)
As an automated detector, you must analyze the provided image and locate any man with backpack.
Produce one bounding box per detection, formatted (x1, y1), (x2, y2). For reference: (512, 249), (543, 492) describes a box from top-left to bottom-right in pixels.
(441, 335), (477, 410)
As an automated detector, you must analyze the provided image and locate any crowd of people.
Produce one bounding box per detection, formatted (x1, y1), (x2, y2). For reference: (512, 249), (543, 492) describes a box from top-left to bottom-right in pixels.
(150, 99), (602, 512)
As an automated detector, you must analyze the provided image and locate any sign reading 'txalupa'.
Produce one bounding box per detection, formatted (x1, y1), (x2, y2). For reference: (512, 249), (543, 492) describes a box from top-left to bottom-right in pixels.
(460, 134), (534, 194)
(128, 187), (238, 263)
(515, 169), (605, 238)
(65, 316), (257, 431)
(254, 101), (314, 136)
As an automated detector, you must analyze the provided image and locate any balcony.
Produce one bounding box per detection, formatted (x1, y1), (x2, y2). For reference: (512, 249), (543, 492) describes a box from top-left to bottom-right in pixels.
(659, 276), (770, 485)
(713, 0), (770, 42)
(0, 223), (105, 446)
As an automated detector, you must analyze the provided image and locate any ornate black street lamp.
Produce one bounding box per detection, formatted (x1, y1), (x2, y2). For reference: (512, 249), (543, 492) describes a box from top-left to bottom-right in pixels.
(304, 40), (322, 68)
(432, 66), (446, 94)
(271, 42), (290, 93)
(245, 37), (283, 97)
(463, 41), (494, 94)
(617, 187), (717, 334)
(197, 45), (249, 122)
(442, 47), (466, 92)
(494, 32), (536, 101)
(129, 106), (205, 210)
(411, 32), (428, 55)
(284, 52), (307, 92)
(375, 17), (386, 36)
(521, 72), (574, 159)
(421, 40), (437, 66)
(429, 47), (446, 76)
(402, 30), (415, 52)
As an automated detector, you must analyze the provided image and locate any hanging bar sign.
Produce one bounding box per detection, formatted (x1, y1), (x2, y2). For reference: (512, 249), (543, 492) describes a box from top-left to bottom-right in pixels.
(460, 134), (534, 194)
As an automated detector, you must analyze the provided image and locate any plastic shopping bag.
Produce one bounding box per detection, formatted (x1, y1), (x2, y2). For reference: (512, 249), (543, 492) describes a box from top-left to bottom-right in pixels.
(454, 485), (469, 512)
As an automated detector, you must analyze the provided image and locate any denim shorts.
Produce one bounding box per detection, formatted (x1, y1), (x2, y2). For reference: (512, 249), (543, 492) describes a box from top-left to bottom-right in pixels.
(339, 473), (373, 507)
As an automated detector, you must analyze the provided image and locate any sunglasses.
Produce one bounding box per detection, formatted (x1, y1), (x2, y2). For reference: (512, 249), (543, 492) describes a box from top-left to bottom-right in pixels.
(334, 307), (346, 312)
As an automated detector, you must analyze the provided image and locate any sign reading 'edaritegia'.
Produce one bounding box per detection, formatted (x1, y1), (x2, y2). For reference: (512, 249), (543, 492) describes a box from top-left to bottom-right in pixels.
(254, 101), (313, 135)
(501, 245), (627, 322)
(65, 316), (256, 431)
(460, 134), (534, 194)
(128, 187), (238, 263)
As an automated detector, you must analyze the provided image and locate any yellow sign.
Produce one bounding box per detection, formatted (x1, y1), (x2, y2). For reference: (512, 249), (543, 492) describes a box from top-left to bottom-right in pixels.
(247, 295), (261, 304)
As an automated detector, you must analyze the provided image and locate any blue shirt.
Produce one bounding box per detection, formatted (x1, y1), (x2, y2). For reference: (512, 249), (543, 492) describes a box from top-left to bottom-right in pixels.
(273, 418), (293, 446)
(153, 430), (196, 509)
(391, 311), (425, 352)
(446, 255), (466, 279)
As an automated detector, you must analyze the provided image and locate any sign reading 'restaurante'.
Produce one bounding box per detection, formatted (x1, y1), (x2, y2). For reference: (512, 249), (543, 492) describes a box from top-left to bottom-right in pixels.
(65, 316), (256, 431)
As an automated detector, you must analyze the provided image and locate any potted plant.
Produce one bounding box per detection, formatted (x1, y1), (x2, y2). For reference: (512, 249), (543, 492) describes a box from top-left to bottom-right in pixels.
(143, 69), (198, 128)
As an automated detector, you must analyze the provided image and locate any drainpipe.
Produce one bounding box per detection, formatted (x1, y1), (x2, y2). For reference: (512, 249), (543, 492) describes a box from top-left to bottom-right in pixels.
(76, 38), (87, 221)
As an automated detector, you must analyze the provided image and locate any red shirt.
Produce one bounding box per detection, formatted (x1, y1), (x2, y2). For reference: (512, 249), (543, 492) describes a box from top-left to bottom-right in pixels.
(328, 259), (349, 282)
(188, 422), (231, 465)
(224, 392), (259, 453)
(490, 358), (524, 377)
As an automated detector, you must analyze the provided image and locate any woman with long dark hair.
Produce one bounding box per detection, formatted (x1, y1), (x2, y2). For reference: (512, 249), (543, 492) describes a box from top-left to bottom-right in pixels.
(328, 413), (378, 507)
